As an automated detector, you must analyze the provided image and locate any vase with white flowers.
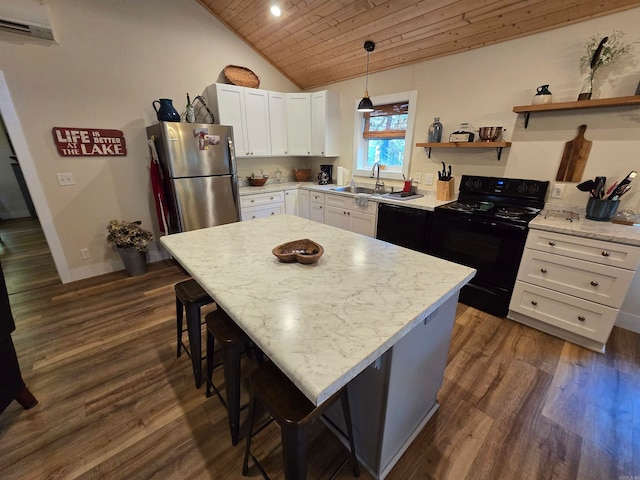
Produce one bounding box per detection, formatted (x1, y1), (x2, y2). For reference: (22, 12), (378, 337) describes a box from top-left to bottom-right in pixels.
(106, 220), (153, 276)
(578, 30), (635, 100)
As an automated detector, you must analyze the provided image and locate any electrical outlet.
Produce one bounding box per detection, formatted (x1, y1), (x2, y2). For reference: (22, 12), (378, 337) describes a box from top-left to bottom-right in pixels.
(414, 172), (422, 184)
(424, 173), (434, 185)
(551, 183), (565, 199)
(56, 173), (75, 186)
(80, 248), (92, 260)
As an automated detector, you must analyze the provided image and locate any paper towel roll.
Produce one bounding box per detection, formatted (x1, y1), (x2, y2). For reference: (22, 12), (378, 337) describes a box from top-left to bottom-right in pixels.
(336, 166), (350, 186)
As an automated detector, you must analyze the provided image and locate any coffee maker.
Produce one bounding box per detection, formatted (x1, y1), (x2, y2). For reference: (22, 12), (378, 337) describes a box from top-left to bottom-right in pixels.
(318, 164), (333, 185)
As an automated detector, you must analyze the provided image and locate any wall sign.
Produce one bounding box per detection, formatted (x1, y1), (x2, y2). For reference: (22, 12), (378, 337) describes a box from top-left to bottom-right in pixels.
(52, 127), (127, 156)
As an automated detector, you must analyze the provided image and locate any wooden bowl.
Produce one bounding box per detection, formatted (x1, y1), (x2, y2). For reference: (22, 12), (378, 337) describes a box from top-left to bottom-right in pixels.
(247, 176), (268, 186)
(293, 168), (311, 182)
(272, 239), (324, 264)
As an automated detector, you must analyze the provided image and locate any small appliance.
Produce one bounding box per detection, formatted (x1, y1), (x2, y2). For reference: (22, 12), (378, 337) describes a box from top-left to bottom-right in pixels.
(318, 164), (333, 185)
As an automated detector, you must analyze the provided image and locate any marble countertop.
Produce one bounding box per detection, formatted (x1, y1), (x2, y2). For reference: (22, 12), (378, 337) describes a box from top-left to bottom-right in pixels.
(530, 208), (640, 247)
(160, 215), (475, 405)
(239, 182), (450, 211)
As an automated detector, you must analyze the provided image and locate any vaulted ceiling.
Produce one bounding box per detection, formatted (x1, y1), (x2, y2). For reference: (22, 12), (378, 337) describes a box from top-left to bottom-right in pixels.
(197, 0), (640, 90)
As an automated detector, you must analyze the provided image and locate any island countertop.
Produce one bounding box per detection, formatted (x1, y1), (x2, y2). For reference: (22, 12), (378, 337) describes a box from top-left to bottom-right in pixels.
(160, 214), (475, 406)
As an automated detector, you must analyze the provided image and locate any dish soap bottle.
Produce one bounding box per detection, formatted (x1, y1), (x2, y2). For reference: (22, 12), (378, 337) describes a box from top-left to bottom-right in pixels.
(350, 176), (356, 190)
(185, 93), (195, 123)
(427, 117), (443, 143)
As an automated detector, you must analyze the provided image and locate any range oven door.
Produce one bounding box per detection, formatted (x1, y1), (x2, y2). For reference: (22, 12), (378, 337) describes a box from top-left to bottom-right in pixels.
(429, 212), (528, 316)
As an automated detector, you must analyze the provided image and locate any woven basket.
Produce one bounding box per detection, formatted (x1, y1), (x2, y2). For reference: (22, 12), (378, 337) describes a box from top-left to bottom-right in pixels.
(223, 65), (260, 88)
(293, 168), (311, 182)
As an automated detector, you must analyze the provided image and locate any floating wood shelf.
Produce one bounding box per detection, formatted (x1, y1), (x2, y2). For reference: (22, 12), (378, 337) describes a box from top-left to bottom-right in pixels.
(513, 95), (640, 128)
(415, 141), (512, 160)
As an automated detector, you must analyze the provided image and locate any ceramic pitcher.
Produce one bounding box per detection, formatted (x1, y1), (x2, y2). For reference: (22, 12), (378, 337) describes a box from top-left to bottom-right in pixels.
(153, 98), (180, 122)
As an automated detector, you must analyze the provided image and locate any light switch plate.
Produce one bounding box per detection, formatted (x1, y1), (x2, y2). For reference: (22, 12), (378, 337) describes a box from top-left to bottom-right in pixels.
(424, 173), (434, 185)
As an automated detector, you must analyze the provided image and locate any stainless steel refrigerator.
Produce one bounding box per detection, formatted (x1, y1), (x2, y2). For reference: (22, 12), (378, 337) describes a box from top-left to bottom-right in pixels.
(146, 122), (240, 233)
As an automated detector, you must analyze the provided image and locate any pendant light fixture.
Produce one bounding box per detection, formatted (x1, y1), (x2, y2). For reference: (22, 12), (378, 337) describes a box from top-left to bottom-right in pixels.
(357, 40), (376, 112)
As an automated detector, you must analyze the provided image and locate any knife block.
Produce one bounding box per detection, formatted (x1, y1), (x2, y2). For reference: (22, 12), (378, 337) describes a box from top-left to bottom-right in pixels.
(436, 179), (455, 201)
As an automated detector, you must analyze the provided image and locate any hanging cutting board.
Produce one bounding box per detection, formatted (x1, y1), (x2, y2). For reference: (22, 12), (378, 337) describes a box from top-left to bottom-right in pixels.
(556, 124), (592, 182)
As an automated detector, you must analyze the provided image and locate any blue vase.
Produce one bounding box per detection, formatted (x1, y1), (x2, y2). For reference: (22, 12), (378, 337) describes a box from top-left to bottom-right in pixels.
(153, 98), (180, 122)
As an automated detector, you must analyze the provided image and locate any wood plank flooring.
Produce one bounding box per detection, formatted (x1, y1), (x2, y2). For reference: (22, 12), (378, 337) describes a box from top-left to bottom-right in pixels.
(1, 223), (639, 479)
(0, 218), (60, 294)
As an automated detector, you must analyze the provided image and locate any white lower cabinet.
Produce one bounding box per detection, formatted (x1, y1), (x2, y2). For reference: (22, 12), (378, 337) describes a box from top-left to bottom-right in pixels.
(240, 191), (285, 221)
(309, 191), (325, 223)
(508, 229), (640, 352)
(324, 193), (376, 237)
(299, 189), (310, 219)
(284, 188), (299, 216)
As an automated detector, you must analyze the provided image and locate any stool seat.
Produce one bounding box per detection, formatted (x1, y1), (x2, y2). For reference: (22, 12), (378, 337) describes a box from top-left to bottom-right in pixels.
(175, 278), (214, 388)
(243, 361), (360, 480)
(205, 309), (253, 445)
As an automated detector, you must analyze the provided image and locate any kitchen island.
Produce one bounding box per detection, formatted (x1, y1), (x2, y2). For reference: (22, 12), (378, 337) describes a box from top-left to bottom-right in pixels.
(160, 214), (475, 479)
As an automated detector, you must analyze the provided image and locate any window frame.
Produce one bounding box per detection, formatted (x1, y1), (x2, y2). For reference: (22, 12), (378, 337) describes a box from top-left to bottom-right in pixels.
(352, 90), (418, 181)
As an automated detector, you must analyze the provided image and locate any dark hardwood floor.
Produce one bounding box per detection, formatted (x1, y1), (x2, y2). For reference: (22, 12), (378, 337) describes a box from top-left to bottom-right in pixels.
(0, 220), (638, 479)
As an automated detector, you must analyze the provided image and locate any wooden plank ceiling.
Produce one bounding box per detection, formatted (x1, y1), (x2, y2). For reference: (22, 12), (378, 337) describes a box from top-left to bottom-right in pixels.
(197, 0), (640, 90)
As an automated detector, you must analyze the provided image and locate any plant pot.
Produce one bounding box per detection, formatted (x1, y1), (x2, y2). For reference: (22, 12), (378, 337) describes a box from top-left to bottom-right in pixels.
(117, 247), (147, 276)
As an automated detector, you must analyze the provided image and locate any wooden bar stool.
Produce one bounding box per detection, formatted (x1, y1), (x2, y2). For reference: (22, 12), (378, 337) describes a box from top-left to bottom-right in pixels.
(242, 361), (360, 480)
(175, 278), (213, 388)
(205, 309), (253, 445)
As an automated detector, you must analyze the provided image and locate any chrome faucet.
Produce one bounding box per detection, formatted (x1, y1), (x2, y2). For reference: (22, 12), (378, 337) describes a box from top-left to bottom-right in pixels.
(370, 161), (385, 194)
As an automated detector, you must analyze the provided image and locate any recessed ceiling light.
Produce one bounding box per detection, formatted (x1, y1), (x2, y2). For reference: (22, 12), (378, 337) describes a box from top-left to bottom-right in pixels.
(270, 5), (281, 17)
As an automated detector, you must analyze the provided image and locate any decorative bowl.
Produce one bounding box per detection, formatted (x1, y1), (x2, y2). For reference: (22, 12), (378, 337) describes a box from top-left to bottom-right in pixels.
(272, 239), (324, 264)
(477, 126), (505, 142)
(293, 168), (311, 182)
(247, 176), (269, 186)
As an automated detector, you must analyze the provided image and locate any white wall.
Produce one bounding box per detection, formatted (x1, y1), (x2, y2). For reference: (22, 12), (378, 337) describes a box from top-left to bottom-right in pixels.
(0, 0), (298, 281)
(326, 9), (640, 214)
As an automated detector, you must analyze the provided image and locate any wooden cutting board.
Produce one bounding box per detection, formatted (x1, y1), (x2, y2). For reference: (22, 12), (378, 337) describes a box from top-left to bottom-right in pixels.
(556, 124), (592, 182)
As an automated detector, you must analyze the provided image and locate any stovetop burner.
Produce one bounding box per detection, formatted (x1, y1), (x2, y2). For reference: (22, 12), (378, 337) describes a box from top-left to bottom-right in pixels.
(436, 175), (549, 226)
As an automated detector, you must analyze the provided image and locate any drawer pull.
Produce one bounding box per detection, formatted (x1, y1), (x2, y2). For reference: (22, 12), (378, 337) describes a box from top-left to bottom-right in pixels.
(548, 241), (556, 246)
(578, 315), (586, 322)
(540, 268), (548, 273)
(531, 300), (538, 306)
(590, 280), (599, 287)
(251, 199), (255, 203)
(601, 251), (610, 257)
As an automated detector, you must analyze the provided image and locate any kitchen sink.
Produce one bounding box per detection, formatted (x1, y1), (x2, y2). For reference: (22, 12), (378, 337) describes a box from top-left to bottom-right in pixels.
(331, 186), (377, 194)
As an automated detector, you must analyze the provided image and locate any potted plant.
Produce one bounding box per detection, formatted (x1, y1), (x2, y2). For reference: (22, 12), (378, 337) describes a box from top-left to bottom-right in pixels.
(578, 30), (635, 100)
(106, 219), (153, 276)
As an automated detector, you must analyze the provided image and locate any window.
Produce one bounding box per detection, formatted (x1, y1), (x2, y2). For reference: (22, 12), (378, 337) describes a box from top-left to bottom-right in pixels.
(353, 91), (417, 181)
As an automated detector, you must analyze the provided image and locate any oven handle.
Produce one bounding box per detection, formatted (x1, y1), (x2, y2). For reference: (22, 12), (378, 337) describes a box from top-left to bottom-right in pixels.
(444, 215), (528, 232)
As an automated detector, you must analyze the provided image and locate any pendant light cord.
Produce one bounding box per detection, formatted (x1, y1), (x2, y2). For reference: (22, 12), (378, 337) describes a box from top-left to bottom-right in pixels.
(364, 50), (370, 96)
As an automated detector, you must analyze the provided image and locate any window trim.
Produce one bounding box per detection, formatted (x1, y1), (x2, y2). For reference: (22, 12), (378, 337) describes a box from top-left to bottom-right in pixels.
(352, 90), (418, 181)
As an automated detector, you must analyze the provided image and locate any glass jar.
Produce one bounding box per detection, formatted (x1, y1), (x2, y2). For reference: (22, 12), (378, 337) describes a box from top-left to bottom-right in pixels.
(427, 117), (443, 143)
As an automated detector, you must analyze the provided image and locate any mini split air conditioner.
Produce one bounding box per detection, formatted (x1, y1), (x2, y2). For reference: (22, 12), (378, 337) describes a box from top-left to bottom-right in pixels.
(0, 0), (55, 41)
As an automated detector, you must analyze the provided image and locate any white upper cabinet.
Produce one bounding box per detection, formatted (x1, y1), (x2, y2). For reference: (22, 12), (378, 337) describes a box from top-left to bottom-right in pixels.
(285, 92), (312, 156)
(268, 92), (288, 156)
(208, 84), (339, 157)
(311, 90), (340, 157)
(208, 84), (271, 157)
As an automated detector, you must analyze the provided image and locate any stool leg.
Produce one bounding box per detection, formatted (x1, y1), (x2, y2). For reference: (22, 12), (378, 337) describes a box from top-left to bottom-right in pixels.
(341, 389), (360, 477)
(281, 424), (308, 480)
(242, 394), (258, 476)
(185, 303), (202, 388)
(15, 386), (38, 410)
(205, 330), (215, 398)
(176, 297), (183, 357)
(223, 342), (243, 445)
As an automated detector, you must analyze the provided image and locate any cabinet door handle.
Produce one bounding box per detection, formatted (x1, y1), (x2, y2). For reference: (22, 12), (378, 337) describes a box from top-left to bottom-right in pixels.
(251, 199), (255, 203)
(531, 300), (538, 306)
(548, 241), (556, 246)
(347, 211), (350, 215)
(601, 251), (610, 257)
(590, 280), (599, 287)
(578, 315), (586, 322)
(540, 268), (547, 273)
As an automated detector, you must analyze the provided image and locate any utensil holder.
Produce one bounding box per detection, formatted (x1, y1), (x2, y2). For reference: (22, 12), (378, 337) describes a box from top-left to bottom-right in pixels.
(585, 197), (620, 221)
(436, 179), (455, 201)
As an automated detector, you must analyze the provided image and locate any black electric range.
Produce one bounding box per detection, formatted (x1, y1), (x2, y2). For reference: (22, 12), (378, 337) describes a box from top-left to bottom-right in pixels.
(429, 175), (549, 317)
